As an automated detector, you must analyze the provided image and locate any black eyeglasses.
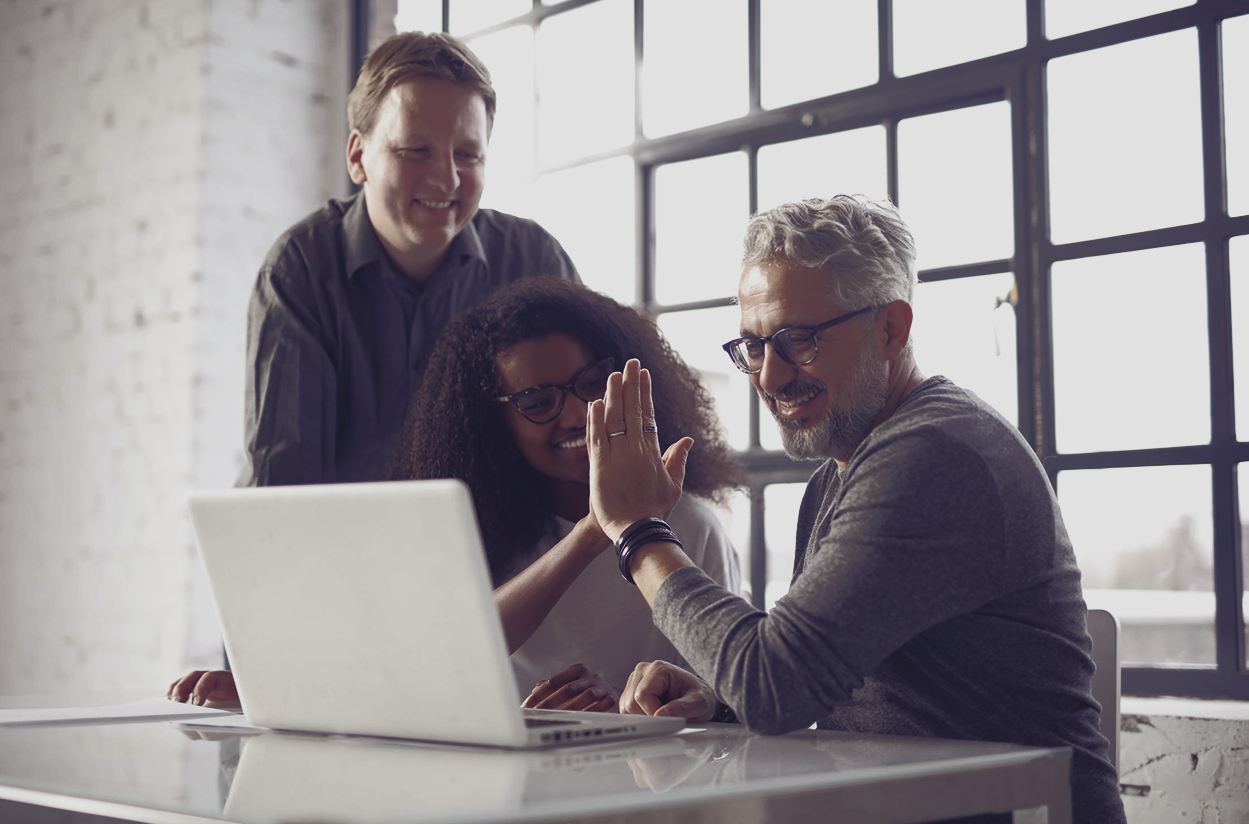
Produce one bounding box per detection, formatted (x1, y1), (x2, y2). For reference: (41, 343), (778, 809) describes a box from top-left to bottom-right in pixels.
(494, 357), (616, 423)
(722, 306), (878, 374)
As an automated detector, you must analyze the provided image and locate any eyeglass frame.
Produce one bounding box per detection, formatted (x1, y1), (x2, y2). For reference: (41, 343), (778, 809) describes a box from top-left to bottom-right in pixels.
(721, 306), (879, 374)
(493, 356), (617, 423)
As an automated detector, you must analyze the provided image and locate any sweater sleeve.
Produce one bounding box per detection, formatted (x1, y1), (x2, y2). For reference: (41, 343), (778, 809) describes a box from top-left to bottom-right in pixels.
(653, 426), (1014, 734)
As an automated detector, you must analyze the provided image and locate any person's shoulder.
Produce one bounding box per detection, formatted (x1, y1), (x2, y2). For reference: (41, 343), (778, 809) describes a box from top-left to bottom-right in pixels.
(259, 197), (355, 279)
(471, 207), (554, 236)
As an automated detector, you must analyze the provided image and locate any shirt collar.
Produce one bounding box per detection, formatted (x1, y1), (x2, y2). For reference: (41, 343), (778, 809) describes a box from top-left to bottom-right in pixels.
(345, 195), (490, 283)
(343, 193), (385, 282)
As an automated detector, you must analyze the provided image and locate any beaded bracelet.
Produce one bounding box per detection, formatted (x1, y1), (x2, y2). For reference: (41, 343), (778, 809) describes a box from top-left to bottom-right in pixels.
(615, 517), (684, 584)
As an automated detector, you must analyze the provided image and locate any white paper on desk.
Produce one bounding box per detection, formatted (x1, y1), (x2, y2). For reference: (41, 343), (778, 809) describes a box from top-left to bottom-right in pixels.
(175, 713), (268, 732)
(0, 696), (239, 726)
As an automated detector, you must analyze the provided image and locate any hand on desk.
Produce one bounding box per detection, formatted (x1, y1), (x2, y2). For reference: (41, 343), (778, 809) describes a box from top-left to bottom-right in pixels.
(522, 663), (617, 713)
(620, 660), (718, 723)
(167, 669), (239, 708)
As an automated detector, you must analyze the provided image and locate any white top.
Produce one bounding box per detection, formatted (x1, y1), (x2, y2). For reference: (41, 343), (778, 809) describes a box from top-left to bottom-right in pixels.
(509, 494), (741, 699)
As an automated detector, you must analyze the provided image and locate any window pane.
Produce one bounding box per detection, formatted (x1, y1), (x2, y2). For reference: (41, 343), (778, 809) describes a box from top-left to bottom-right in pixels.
(1240, 463), (1249, 666)
(1045, 0), (1193, 40)
(469, 26), (535, 216)
(1233, 236), (1249, 440)
(708, 489), (753, 601)
(449, 0), (529, 35)
(912, 273), (1018, 426)
(534, 157), (635, 305)
(642, 0), (748, 137)
(654, 152), (748, 306)
(757, 127), (888, 212)
(1226, 15), (1249, 217)
(893, 0), (1025, 78)
(1059, 465), (1215, 667)
(656, 306), (752, 451)
(393, 0), (442, 36)
(898, 102), (1014, 270)
(537, 0), (633, 164)
(1052, 244), (1209, 453)
(763, 484), (806, 608)
(1048, 30), (1203, 244)
(760, 0), (877, 109)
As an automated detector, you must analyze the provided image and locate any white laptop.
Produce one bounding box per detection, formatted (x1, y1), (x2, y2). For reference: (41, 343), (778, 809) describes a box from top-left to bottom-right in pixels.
(186, 479), (685, 748)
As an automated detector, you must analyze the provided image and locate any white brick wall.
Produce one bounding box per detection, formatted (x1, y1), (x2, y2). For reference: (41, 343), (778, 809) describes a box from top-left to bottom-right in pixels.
(0, 0), (347, 696)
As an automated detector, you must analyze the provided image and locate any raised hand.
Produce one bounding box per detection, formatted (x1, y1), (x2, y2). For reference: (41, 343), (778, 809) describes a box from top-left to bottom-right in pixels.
(588, 359), (694, 542)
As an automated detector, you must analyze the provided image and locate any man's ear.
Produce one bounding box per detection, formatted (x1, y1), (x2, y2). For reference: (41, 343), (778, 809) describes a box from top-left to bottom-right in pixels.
(346, 130), (367, 186)
(878, 299), (914, 360)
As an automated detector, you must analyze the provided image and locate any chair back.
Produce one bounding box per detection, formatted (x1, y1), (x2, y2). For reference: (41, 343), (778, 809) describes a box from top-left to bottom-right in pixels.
(1087, 608), (1120, 772)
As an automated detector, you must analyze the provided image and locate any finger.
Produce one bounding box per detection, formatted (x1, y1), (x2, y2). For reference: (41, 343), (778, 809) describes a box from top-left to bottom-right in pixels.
(622, 359), (643, 435)
(661, 437), (695, 491)
(653, 690), (716, 722)
(588, 398), (607, 449)
(562, 684), (611, 712)
(191, 671), (235, 706)
(522, 664), (589, 707)
(531, 679), (593, 710)
(168, 671), (207, 702)
(604, 370), (626, 438)
(619, 666), (645, 716)
(639, 368), (659, 441)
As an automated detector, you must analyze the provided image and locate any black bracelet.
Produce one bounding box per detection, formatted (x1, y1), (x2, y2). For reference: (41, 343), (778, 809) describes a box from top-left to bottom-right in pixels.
(615, 517), (683, 585)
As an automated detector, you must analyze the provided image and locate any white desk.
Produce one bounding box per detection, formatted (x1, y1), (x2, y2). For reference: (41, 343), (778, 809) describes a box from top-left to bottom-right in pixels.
(0, 710), (1070, 823)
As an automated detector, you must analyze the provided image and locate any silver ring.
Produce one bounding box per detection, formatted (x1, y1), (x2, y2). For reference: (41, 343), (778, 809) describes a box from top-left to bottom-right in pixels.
(641, 424), (658, 434)
(608, 430), (627, 439)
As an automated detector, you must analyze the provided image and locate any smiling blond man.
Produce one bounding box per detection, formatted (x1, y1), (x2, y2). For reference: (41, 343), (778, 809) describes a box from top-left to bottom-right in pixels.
(240, 32), (579, 486)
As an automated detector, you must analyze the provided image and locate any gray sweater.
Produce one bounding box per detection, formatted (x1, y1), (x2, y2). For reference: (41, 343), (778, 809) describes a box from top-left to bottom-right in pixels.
(654, 377), (1124, 824)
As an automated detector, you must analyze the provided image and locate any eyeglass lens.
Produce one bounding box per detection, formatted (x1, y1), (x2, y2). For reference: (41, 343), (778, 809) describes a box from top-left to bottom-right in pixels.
(515, 361), (613, 422)
(732, 328), (818, 371)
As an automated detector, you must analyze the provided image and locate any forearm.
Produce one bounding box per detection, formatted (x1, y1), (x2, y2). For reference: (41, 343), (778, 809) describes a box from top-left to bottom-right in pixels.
(495, 518), (612, 653)
(627, 541), (696, 608)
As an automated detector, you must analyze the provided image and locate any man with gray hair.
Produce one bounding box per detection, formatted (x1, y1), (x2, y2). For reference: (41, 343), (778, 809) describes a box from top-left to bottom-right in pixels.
(570, 196), (1125, 823)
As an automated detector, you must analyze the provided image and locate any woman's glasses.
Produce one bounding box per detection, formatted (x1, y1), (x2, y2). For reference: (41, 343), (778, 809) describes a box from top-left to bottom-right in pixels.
(494, 357), (616, 423)
(721, 306), (877, 374)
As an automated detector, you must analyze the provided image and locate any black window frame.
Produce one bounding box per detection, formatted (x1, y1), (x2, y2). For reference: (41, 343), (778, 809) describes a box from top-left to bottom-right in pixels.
(359, 0), (1249, 700)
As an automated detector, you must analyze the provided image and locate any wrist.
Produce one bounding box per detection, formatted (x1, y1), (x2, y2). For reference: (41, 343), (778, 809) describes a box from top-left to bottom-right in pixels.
(615, 517), (683, 585)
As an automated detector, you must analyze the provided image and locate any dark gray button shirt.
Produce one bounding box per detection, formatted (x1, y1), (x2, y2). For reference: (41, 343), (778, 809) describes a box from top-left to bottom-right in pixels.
(239, 194), (579, 486)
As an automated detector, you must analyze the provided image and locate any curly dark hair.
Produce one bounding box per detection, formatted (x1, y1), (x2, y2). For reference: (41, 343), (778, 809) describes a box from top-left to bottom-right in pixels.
(386, 278), (745, 581)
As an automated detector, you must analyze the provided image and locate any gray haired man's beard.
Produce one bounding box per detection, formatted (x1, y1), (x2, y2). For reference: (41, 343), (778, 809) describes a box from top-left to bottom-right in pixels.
(770, 344), (890, 462)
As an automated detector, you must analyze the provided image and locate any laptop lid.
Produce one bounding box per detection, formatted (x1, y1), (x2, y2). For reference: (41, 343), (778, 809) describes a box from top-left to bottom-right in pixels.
(187, 480), (683, 748)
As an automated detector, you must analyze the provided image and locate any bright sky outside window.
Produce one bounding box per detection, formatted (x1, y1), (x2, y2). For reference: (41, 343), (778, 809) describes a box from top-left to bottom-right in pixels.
(892, 0), (1025, 77)
(657, 306), (752, 451)
(1233, 236), (1248, 441)
(394, 0), (440, 34)
(468, 26), (534, 216)
(1044, 0), (1193, 40)
(898, 102), (1014, 270)
(756, 127), (888, 212)
(1052, 243), (1210, 453)
(653, 151), (748, 306)
(763, 484), (807, 608)
(1059, 464), (1215, 667)
(760, 0), (877, 109)
(1225, 15), (1248, 218)
(536, 0), (634, 165)
(1047, 29), (1203, 244)
(642, 0), (748, 138)
(912, 273), (1018, 426)
(448, 0), (529, 34)
(533, 157), (636, 305)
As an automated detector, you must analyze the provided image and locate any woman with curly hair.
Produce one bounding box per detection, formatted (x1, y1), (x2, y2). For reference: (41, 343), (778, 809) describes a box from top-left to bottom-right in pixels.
(385, 277), (745, 712)
(166, 278), (744, 712)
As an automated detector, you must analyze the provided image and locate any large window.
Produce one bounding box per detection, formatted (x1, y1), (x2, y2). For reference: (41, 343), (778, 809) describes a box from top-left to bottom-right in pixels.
(368, 0), (1249, 699)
